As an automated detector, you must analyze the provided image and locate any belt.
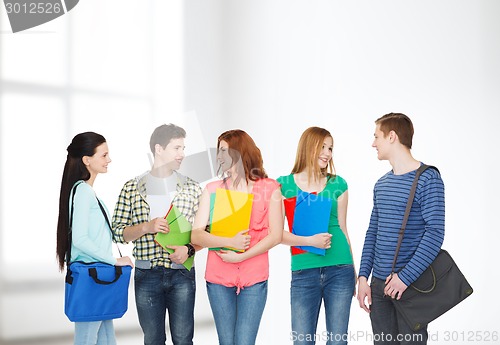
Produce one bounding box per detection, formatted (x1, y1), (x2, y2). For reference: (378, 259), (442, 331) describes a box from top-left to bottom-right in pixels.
(135, 260), (186, 270)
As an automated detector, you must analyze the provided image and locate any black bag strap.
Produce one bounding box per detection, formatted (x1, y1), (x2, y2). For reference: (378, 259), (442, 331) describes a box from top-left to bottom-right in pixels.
(66, 181), (84, 268)
(66, 181), (122, 270)
(390, 164), (439, 275)
(89, 266), (123, 285)
(96, 197), (123, 257)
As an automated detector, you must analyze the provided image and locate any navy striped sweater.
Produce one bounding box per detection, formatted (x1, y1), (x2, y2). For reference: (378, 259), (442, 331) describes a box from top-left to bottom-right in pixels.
(358, 165), (445, 286)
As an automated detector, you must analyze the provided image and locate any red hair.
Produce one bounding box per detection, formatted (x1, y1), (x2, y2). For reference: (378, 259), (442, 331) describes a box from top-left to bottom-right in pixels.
(217, 130), (267, 187)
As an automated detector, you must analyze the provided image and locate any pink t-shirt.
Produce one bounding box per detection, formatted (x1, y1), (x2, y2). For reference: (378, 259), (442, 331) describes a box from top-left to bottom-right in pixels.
(204, 178), (280, 292)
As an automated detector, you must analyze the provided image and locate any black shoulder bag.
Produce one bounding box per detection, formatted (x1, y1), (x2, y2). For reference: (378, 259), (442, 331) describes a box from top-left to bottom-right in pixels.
(389, 164), (473, 332)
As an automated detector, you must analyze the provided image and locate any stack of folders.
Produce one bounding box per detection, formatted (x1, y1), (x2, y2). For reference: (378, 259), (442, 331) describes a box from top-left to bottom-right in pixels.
(209, 188), (254, 252)
(283, 190), (332, 256)
(155, 205), (194, 270)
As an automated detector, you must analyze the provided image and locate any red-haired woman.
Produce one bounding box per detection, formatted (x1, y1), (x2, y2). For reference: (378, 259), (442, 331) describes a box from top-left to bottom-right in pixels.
(191, 129), (283, 345)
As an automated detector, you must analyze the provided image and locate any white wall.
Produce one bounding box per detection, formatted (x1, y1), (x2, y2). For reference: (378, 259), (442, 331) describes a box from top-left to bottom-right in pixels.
(184, 1), (500, 344)
(1, 0), (499, 343)
(0, 0), (212, 341)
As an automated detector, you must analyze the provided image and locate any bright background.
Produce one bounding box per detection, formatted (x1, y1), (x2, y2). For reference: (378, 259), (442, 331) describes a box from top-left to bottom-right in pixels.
(1, 0), (499, 343)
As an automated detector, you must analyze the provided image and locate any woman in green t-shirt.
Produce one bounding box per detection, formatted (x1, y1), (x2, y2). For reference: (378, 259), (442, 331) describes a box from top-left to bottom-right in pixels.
(277, 127), (356, 345)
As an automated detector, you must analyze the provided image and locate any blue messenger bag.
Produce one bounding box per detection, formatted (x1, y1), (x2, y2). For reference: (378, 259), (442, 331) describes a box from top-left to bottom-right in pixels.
(65, 261), (131, 322)
(64, 182), (131, 322)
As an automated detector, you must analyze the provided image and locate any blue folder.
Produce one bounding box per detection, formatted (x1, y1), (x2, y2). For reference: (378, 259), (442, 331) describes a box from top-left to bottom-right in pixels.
(292, 190), (332, 255)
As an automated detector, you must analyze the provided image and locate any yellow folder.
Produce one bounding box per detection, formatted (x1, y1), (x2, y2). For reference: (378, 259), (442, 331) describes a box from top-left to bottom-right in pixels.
(210, 188), (254, 252)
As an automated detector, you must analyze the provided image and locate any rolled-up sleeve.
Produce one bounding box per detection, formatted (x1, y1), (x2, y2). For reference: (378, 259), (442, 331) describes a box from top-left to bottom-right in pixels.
(112, 180), (134, 244)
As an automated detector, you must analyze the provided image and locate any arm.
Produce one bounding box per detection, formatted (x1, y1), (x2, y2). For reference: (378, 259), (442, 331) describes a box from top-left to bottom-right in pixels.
(357, 189), (378, 311)
(358, 189), (378, 280)
(281, 195), (332, 249)
(337, 190), (357, 296)
(72, 186), (116, 265)
(387, 172), (445, 292)
(187, 182), (204, 252)
(167, 181), (204, 264)
(337, 190), (350, 247)
(123, 219), (169, 243)
(191, 188), (251, 250)
(112, 180), (169, 243)
(357, 276), (372, 313)
(282, 230), (332, 248)
(217, 188), (284, 263)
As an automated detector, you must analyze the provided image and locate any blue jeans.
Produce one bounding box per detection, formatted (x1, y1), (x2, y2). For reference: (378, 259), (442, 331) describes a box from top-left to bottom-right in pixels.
(135, 267), (196, 345)
(74, 320), (116, 345)
(291, 265), (355, 345)
(206, 280), (268, 345)
(369, 277), (428, 345)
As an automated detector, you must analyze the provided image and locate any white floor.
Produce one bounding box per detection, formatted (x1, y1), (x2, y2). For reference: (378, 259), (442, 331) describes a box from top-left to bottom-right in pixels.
(4, 325), (220, 345)
(1, 249), (376, 345)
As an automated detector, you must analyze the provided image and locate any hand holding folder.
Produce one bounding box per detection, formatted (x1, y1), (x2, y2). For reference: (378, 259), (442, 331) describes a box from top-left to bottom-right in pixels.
(209, 188), (254, 252)
(284, 190), (332, 255)
(155, 204), (194, 270)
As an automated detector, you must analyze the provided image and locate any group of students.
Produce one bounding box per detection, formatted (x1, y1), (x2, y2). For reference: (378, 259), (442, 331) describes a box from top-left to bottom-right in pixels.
(56, 112), (445, 345)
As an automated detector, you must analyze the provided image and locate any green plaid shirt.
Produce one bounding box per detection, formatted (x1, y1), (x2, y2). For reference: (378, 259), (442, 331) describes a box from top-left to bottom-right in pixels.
(112, 171), (202, 268)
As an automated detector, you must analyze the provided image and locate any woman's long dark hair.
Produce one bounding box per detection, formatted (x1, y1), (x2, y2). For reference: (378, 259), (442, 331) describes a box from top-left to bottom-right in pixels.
(56, 132), (106, 271)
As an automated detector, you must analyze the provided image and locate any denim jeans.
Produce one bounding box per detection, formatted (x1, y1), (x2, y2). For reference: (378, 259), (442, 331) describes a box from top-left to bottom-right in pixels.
(370, 277), (428, 345)
(135, 267), (196, 345)
(74, 320), (116, 345)
(290, 264), (355, 345)
(206, 280), (268, 345)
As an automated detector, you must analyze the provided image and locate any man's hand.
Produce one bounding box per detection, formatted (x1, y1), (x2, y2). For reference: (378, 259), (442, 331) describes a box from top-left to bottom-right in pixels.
(166, 245), (188, 264)
(147, 217), (170, 234)
(357, 276), (372, 313)
(384, 273), (408, 300)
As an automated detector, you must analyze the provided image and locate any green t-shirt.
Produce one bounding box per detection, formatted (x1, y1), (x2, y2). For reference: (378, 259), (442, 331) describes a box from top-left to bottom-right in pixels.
(277, 174), (353, 271)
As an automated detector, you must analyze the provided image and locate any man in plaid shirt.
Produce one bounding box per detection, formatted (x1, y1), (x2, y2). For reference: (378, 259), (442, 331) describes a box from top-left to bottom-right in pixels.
(112, 124), (202, 345)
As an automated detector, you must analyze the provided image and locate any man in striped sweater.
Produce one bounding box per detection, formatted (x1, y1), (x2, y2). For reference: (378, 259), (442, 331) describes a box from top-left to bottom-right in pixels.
(357, 113), (445, 345)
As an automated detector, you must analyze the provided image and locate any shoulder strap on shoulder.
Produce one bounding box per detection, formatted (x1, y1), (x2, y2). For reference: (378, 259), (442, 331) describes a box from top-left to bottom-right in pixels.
(390, 164), (438, 274)
(66, 181), (84, 266)
(421, 164), (440, 174)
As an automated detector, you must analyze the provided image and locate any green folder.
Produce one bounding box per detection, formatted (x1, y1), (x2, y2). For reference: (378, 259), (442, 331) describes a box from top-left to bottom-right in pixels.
(155, 204), (194, 270)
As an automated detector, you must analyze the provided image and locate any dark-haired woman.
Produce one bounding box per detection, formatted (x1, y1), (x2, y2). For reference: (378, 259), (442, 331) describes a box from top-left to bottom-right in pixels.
(191, 129), (283, 345)
(56, 132), (133, 345)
